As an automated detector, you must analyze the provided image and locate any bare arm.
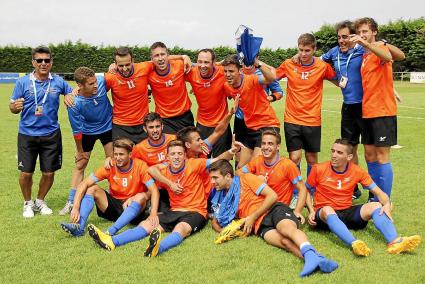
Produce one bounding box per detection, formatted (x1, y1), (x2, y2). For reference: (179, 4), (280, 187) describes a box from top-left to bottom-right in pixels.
(387, 43), (405, 61)
(350, 35), (392, 62)
(212, 218), (223, 233)
(146, 182), (160, 217)
(370, 185), (393, 221)
(255, 58), (276, 85)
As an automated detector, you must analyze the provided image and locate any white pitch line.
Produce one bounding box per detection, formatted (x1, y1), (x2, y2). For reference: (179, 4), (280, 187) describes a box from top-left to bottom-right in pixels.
(322, 109), (425, 120)
(324, 98), (425, 110)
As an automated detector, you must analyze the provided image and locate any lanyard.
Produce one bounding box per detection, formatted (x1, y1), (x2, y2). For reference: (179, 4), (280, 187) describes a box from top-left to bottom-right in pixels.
(31, 72), (51, 106)
(337, 50), (354, 77)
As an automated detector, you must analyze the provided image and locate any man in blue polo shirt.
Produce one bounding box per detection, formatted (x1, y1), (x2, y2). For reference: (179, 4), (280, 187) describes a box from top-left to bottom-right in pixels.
(9, 46), (73, 218)
(59, 67), (113, 215)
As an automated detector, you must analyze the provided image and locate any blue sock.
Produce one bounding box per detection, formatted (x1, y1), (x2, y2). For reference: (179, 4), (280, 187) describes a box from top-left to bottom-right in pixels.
(300, 244), (321, 277)
(158, 232), (184, 255)
(307, 164), (312, 179)
(375, 162), (393, 200)
(112, 226), (148, 247)
(371, 208), (398, 243)
(107, 202), (142, 235)
(68, 188), (76, 203)
(367, 161), (379, 183)
(78, 194), (94, 230)
(326, 214), (356, 246)
(293, 164), (301, 197)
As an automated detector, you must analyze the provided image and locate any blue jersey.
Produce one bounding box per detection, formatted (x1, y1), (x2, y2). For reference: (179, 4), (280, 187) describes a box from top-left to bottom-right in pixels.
(321, 45), (364, 104)
(67, 75), (112, 136)
(11, 72), (73, 136)
(236, 69), (284, 119)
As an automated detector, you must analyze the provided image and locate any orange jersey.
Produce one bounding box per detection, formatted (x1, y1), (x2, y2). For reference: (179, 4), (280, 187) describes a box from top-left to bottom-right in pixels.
(224, 74), (280, 130)
(185, 65), (228, 127)
(242, 155), (301, 205)
(307, 161), (375, 211)
(361, 46), (396, 118)
(236, 173), (270, 234)
(91, 158), (153, 200)
(104, 62), (154, 126)
(158, 158), (210, 218)
(276, 59), (336, 126)
(132, 134), (176, 166)
(148, 60), (191, 118)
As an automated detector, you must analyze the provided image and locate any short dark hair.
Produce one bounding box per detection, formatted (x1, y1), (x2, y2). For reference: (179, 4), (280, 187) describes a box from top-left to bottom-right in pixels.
(31, 46), (51, 59)
(209, 159), (234, 177)
(335, 20), (355, 34)
(354, 17), (379, 33)
(198, 48), (216, 62)
(74, 67), (95, 84)
(114, 46), (133, 60)
(143, 112), (162, 125)
(298, 33), (317, 48)
(167, 139), (186, 152)
(334, 138), (354, 154)
(177, 126), (199, 143)
(222, 54), (242, 69)
(113, 137), (134, 153)
(261, 129), (281, 145)
(150, 42), (168, 54)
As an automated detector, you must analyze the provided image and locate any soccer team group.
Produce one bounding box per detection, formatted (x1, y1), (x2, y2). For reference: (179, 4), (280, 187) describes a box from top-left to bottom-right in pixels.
(9, 17), (421, 277)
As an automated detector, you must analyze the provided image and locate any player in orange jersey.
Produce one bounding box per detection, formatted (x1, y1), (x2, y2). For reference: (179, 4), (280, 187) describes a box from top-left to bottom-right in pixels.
(276, 34), (336, 185)
(350, 18), (398, 201)
(60, 138), (159, 238)
(306, 138), (421, 256)
(222, 54), (281, 168)
(148, 42), (194, 134)
(185, 49), (232, 156)
(209, 160), (338, 278)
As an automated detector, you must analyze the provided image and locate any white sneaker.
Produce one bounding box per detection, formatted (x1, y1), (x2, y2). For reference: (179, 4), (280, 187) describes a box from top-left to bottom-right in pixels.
(59, 201), (73, 215)
(34, 200), (53, 215)
(289, 195), (298, 209)
(23, 201), (35, 218)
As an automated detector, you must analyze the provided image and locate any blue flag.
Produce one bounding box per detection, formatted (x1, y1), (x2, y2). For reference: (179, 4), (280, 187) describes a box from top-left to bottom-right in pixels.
(235, 25), (263, 66)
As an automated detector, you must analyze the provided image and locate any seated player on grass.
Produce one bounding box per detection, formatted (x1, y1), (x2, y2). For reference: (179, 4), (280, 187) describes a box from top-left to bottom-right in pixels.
(209, 160), (338, 278)
(88, 139), (241, 256)
(60, 137), (159, 237)
(306, 138), (421, 256)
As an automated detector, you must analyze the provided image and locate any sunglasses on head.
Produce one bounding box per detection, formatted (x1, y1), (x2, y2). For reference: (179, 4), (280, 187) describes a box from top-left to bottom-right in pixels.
(34, 58), (51, 64)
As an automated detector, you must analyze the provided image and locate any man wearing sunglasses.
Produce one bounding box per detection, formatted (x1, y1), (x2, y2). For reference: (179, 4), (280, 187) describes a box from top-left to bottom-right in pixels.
(9, 46), (73, 218)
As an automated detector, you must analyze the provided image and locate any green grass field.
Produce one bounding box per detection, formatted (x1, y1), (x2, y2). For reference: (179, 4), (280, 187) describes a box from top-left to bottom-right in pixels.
(0, 81), (424, 283)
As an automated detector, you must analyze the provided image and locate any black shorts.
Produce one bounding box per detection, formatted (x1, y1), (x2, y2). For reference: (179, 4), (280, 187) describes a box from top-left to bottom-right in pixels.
(17, 129), (62, 173)
(284, 122), (321, 153)
(196, 123), (232, 157)
(257, 202), (300, 238)
(233, 116), (248, 145)
(96, 191), (147, 225)
(246, 127), (280, 150)
(314, 205), (368, 230)
(82, 129), (112, 152)
(162, 110), (194, 134)
(158, 188), (170, 213)
(341, 103), (363, 145)
(362, 116), (397, 147)
(112, 123), (147, 145)
(158, 209), (207, 234)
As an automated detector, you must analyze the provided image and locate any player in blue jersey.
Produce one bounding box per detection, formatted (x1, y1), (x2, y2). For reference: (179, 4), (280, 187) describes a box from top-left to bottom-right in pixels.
(59, 67), (113, 215)
(9, 46), (73, 218)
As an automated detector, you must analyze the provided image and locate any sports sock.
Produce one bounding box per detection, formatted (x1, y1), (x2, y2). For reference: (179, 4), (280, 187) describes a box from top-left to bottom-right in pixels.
(326, 214), (356, 246)
(68, 188), (76, 203)
(371, 208), (398, 243)
(112, 226), (148, 247)
(300, 243), (321, 277)
(367, 161), (379, 200)
(107, 201), (142, 235)
(158, 232), (184, 254)
(78, 194), (94, 230)
(375, 162), (393, 201)
(293, 163), (301, 196)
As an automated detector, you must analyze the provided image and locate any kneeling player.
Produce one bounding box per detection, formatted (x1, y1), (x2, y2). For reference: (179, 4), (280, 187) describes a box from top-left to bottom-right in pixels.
(60, 138), (159, 237)
(209, 160), (338, 278)
(306, 138), (421, 255)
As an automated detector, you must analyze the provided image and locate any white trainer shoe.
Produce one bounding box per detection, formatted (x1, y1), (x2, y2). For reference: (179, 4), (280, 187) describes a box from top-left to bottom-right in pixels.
(59, 201), (73, 215)
(23, 201), (35, 218)
(34, 200), (53, 215)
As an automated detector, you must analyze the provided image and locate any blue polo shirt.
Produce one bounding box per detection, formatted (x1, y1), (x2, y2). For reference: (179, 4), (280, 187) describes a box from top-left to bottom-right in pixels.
(235, 69), (284, 119)
(67, 75), (112, 136)
(321, 45), (364, 104)
(11, 72), (73, 136)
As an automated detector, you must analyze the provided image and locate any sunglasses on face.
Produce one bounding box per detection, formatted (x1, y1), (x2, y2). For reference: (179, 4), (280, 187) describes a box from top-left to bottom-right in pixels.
(33, 58), (51, 64)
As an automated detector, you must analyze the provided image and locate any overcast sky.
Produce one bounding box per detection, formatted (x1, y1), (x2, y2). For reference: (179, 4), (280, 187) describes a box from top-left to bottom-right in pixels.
(1, 0), (423, 49)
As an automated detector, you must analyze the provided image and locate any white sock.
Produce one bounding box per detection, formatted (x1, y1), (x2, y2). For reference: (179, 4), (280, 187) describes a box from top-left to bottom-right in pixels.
(35, 198), (44, 205)
(24, 200), (34, 206)
(299, 242), (311, 250)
